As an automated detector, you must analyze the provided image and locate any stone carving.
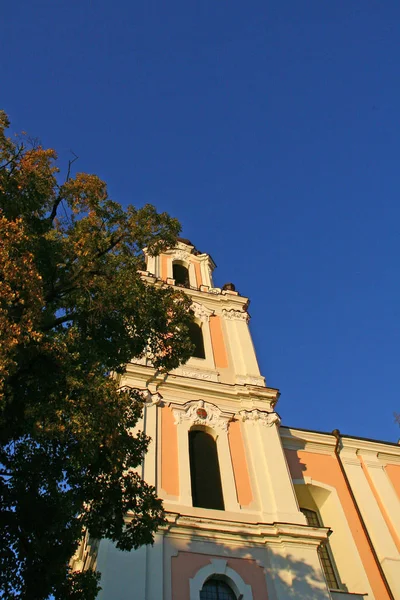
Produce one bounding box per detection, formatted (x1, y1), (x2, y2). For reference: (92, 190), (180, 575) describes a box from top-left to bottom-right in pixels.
(192, 301), (214, 323)
(141, 390), (163, 406)
(121, 387), (162, 406)
(173, 400), (230, 431)
(237, 409), (280, 427)
(222, 308), (249, 323)
(179, 368), (219, 382)
(172, 248), (191, 262)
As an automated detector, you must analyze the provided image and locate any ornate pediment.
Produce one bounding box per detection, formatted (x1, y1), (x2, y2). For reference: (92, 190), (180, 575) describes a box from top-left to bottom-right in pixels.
(171, 399), (233, 432)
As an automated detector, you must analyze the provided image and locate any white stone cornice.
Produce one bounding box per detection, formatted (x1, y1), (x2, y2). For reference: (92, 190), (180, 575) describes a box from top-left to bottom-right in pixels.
(171, 399), (234, 432)
(123, 362), (279, 404)
(280, 427), (400, 463)
(237, 409), (280, 427)
(160, 511), (330, 548)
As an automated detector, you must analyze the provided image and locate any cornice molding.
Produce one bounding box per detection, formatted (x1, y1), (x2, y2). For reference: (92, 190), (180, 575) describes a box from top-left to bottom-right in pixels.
(280, 427), (400, 461)
(123, 362), (279, 406)
(157, 512), (330, 548)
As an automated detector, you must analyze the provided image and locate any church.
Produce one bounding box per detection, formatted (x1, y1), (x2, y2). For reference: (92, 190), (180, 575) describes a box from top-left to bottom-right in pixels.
(72, 239), (400, 599)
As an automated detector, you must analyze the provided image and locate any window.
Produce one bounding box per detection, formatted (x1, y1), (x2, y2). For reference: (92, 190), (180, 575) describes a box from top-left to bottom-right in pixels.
(188, 321), (206, 359)
(200, 578), (236, 600)
(173, 262), (190, 287)
(189, 430), (224, 510)
(300, 508), (340, 590)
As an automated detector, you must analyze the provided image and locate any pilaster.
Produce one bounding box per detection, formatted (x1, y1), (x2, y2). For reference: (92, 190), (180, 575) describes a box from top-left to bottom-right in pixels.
(238, 410), (305, 524)
(340, 447), (400, 596)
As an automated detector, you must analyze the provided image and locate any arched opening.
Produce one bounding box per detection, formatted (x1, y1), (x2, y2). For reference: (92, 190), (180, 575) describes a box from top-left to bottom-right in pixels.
(200, 578), (236, 600)
(173, 262), (190, 287)
(189, 430), (224, 510)
(188, 321), (205, 359)
(300, 507), (340, 590)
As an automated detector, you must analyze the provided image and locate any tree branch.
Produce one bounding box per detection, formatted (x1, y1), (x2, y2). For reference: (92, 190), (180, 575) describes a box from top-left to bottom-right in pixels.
(48, 152), (79, 221)
(41, 312), (78, 332)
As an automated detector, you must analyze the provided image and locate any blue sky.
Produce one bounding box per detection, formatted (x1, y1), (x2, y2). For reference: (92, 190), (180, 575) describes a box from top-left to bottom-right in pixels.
(3, 1), (400, 442)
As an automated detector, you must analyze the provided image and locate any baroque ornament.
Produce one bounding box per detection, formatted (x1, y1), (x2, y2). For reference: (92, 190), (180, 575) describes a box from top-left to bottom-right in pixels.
(191, 301), (214, 323)
(121, 387), (162, 406)
(172, 248), (191, 262)
(172, 400), (230, 431)
(221, 308), (249, 323)
(237, 409), (280, 427)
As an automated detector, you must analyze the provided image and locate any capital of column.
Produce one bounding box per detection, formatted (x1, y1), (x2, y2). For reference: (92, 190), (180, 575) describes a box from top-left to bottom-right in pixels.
(222, 308), (250, 323)
(122, 387), (162, 407)
(237, 409), (280, 427)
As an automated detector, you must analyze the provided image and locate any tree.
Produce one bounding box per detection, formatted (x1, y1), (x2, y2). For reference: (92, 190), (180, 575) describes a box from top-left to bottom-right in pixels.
(0, 111), (194, 598)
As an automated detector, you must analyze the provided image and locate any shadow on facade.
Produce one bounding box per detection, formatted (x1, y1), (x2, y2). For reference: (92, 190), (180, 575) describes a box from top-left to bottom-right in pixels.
(179, 534), (330, 600)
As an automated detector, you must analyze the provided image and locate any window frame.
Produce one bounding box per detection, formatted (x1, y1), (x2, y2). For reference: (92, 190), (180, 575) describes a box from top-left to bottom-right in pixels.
(189, 559), (253, 600)
(300, 507), (341, 591)
(200, 577), (237, 600)
(189, 428), (225, 510)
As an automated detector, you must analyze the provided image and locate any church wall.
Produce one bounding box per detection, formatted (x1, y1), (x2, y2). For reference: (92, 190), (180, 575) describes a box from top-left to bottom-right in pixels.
(171, 552), (268, 600)
(73, 240), (400, 600)
(285, 447), (393, 600)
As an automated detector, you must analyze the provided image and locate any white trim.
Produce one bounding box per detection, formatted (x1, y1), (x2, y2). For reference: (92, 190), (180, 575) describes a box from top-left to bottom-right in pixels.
(189, 558), (253, 600)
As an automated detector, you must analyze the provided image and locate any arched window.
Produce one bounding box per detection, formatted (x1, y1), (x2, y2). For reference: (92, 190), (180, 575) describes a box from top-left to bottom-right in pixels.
(188, 321), (205, 359)
(300, 508), (340, 590)
(200, 578), (236, 600)
(173, 262), (190, 287)
(189, 430), (224, 510)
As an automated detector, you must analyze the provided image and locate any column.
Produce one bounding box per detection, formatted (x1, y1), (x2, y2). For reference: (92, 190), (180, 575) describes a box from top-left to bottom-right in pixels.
(143, 403), (158, 487)
(239, 410), (305, 524)
(361, 451), (400, 544)
(175, 418), (192, 507)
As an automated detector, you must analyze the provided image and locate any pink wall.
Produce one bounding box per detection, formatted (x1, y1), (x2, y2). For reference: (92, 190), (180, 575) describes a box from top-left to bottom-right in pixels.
(228, 420), (253, 507)
(161, 406), (179, 496)
(385, 463), (400, 500)
(171, 552), (268, 599)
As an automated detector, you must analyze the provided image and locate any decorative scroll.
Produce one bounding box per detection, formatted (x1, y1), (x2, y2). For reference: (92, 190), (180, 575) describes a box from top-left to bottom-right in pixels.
(173, 248), (191, 262)
(172, 399), (231, 431)
(222, 308), (249, 323)
(237, 409), (280, 427)
(120, 386), (162, 406)
(192, 301), (214, 323)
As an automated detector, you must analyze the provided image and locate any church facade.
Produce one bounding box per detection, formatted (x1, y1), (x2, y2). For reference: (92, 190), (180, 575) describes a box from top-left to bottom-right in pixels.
(73, 239), (400, 599)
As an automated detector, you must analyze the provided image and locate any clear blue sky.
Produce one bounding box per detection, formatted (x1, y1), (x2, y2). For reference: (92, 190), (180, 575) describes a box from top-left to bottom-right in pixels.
(3, 1), (400, 442)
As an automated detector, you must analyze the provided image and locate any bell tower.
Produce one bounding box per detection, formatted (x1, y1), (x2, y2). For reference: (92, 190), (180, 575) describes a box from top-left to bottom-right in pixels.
(87, 239), (332, 600)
